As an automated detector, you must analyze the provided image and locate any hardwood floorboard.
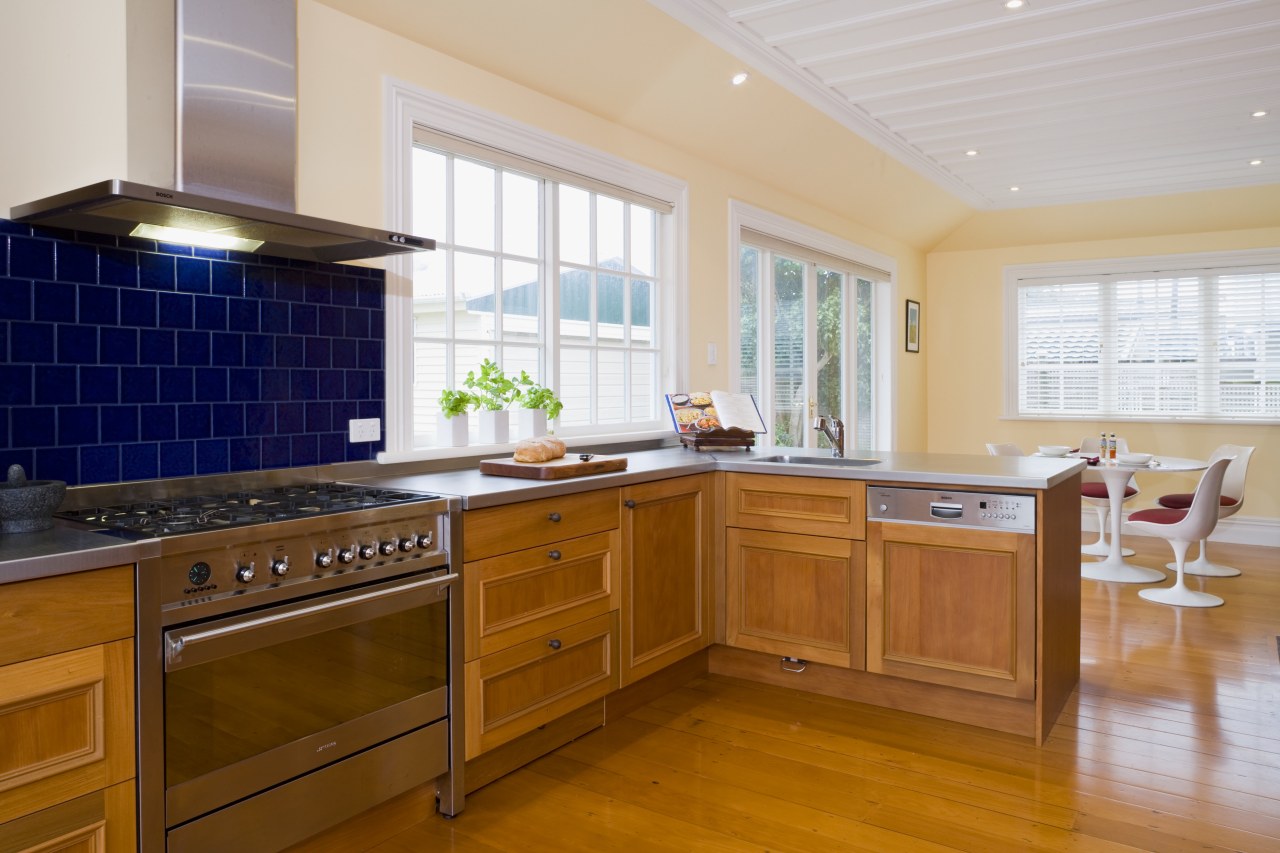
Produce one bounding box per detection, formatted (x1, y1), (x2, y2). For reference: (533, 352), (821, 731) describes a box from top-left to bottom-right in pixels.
(294, 535), (1280, 852)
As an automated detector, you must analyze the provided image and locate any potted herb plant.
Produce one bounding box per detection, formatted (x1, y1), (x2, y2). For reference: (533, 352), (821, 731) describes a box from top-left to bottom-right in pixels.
(512, 371), (564, 439)
(436, 388), (475, 447)
(464, 359), (517, 445)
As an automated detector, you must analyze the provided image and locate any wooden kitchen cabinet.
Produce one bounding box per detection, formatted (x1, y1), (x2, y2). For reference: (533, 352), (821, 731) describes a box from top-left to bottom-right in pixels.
(0, 565), (136, 848)
(866, 520), (1035, 699)
(726, 472), (865, 539)
(619, 474), (714, 686)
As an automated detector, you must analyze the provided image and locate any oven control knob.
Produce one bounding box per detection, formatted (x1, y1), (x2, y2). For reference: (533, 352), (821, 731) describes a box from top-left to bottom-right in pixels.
(337, 548), (356, 564)
(415, 533), (433, 549)
(398, 538), (415, 553)
(358, 543), (377, 560)
(379, 540), (398, 556)
(271, 557), (290, 577)
(236, 563), (256, 584)
(316, 551), (334, 568)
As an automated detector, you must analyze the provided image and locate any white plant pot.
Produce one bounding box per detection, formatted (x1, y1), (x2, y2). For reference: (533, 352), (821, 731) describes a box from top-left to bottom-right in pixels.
(515, 408), (548, 439)
(479, 410), (510, 445)
(437, 413), (469, 447)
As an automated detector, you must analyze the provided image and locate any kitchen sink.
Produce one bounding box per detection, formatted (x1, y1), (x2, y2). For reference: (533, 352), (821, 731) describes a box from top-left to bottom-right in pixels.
(749, 454), (881, 467)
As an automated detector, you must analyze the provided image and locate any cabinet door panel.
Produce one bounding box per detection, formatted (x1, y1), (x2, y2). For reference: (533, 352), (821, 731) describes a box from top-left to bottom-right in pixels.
(725, 528), (859, 667)
(726, 474), (865, 540)
(620, 474), (714, 685)
(867, 522), (1034, 699)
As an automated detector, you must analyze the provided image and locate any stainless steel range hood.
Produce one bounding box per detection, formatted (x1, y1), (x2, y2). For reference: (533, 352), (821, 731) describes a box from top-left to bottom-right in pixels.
(9, 0), (431, 264)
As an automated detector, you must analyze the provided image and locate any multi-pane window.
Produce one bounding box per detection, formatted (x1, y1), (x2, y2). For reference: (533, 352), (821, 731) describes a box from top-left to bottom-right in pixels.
(408, 134), (667, 447)
(738, 231), (880, 451)
(1011, 257), (1280, 422)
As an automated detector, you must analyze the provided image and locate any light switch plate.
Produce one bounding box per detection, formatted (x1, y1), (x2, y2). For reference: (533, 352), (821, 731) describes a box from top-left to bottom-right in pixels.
(707, 342), (717, 365)
(348, 418), (381, 443)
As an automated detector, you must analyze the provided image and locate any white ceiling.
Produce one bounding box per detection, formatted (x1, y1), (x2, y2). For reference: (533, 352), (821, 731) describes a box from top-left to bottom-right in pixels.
(649, 0), (1280, 209)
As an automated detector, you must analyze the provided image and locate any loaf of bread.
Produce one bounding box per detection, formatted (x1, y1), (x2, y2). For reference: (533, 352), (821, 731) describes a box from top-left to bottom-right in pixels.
(513, 435), (567, 463)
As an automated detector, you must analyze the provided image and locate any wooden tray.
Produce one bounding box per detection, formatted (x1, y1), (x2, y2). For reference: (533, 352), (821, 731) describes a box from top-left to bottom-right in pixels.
(479, 454), (628, 480)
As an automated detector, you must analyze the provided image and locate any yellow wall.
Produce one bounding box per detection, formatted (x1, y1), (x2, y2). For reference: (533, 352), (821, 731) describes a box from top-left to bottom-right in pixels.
(927, 200), (1280, 519)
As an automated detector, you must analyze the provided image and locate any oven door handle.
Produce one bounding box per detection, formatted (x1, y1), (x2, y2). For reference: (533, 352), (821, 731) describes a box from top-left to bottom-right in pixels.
(164, 571), (456, 672)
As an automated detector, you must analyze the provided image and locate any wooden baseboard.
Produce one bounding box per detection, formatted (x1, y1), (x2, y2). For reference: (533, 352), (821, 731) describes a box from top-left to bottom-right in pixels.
(708, 645), (1037, 739)
(606, 649), (708, 722)
(463, 701), (604, 794)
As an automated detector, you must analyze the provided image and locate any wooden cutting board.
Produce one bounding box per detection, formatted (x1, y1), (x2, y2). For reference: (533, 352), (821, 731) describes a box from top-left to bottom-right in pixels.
(479, 454), (628, 480)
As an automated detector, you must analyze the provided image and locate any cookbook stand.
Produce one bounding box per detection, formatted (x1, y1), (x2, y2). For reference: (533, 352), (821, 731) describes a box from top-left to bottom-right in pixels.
(680, 426), (756, 451)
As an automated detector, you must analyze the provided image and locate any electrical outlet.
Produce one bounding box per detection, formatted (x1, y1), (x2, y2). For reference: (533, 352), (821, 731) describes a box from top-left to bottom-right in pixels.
(348, 418), (381, 443)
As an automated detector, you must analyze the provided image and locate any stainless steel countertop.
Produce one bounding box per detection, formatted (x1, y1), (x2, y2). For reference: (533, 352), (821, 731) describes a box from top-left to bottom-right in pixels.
(1, 447), (1082, 582)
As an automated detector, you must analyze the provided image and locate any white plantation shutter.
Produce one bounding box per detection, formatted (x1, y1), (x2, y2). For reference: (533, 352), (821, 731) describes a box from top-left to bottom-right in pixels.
(1013, 260), (1280, 422)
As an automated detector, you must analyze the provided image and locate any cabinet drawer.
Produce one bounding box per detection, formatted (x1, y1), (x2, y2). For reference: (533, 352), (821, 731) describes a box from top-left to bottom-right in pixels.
(0, 566), (133, 668)
(726, 474), (865, 540)
(463, 490), (621, 562)
(464, 612), (618, 759)
(0, 780), (135, 853)
(465, 530), (620, 660)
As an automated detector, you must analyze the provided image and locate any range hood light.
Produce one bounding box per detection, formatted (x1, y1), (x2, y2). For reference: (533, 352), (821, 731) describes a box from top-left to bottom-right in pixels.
(130, 223), (265, 252)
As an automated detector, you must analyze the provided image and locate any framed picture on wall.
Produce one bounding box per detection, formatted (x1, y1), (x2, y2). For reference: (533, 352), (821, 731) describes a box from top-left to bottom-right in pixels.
(905, 299), (921, 353)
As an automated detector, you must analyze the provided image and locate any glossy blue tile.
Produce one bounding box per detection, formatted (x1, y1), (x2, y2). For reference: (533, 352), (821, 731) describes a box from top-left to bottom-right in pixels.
(331, 338), (357, 369)
(346, 370), (370, 400)
(177, 257), (210, 294)
(35, 447), (78, 483)
(318, 369), (344, 400)
(290, 433), (318, 467)
(275, 335), (303, 368)
(10, 237), (54, 280)
(35, 281), (76, 322)
(101, 405), (139, 443)
(245, 402), (274, 436)
(0, 407), (8, 450)
(330, 275), (360, 307)
(211, 403), (245, 437)
(99, 248), (139, 287)
(158, 292), (194, 329)
(228, 368), (260, 402)
(0, 219), (31, 236)
(78, 284), (119, 325)
(357, 400), (382, 420)
(33, 365), (77, 405)
(290, 369), (318, 401)
(260, 300), (289, 332)
(56, 324), (99, 364)
(260, 368), (290, 401)
(194, 367), (227, 402)
(317, 305), (344, 337)
(196, 438), (230, 474)
(11, 407), (54, 446)
(80, 366), (120, 404)
(176, 331), (211, 366)
(122, 443), (159, 480)
(228, 298), (259, 332)
(318, 432), (345, 464)
(157, 243), (193, 257)
(369, 371), (385, 401)
(139, 253), (176, 290)
(56, 242), (97, 284)
(159, 367), (195, 403)
(159, 440), (195, 477)
(275, 268), (305, 302)
(331, 400), (358, 427)
(80, 445), (120, 484)
(358, 339), (383, 370)
(140, 405), (176, 441)
(0, 277), (33, 320)
(358, 278), (383, 310)
(245, 266), (274, 299)
(345, 440), (375, 462)
(140, 329), (176, 365)
(244, 334), (273, 367)
(100, 327), (139, 365)
(12, 322), (55, 362)
(210, 332), (244, 366)
(120, 288), (158, 327)
(276, 402), (304, 434)
(178, 403), (212, 439)
(304, 272), (333, 304)
(290, 303), (318, 336)
(211, 262), (244, 296)
(121, 367), (158, 403)
(305, 401), (332, 433)
(194, 295), (227, 331)
(193, 247), (226, 261)
(228, 437), (261, 471)
(58, 406), (98, 445)
(344, 307), (370, 339)
(261, 436), (291, 468)
(305, 337), (331, 369)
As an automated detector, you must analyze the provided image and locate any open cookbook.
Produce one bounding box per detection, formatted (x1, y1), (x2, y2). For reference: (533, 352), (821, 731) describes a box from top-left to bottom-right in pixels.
(665, 391), (767, 435)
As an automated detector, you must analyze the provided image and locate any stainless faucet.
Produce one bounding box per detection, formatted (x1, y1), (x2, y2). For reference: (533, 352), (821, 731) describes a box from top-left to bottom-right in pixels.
(812, 415), (845, 458)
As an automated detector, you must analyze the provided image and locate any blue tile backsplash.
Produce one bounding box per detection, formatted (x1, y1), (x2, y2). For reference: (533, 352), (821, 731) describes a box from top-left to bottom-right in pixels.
(1, 217), (384, 486)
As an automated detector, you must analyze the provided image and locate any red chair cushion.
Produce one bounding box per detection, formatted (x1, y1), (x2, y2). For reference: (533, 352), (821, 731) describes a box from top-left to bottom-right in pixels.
(1081, 482), (1137, 499)
(1129, 507), (1188, 525)
(1157, 493), (1238, 510)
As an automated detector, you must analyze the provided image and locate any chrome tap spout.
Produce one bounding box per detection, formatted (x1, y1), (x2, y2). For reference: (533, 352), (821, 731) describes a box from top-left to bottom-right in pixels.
(812, 415), (845, 458)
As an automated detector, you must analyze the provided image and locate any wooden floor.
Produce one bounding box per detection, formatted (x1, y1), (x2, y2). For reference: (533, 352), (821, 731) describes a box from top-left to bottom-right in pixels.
(296, 535), (1280, 852)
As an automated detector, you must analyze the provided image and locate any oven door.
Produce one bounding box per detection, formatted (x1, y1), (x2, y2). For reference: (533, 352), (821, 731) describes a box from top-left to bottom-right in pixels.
(163, 569), (454, 828)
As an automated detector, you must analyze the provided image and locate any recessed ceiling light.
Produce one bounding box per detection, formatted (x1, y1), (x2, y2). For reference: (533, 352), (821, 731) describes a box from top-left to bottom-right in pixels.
(1010, 186), (1021, 192)
(965, 149), (979, 157)
(1250, 159), (1263, 166)
(1252, 110), (1268, 118)
(731, 72), (749, 86)
(1005, 0), (1025, 8)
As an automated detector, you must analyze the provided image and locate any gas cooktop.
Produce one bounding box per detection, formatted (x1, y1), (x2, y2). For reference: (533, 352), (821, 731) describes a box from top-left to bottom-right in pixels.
(56, 482), (440, 538)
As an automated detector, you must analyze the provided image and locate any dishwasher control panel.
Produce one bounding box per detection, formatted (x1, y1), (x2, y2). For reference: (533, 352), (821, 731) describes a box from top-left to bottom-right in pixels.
(867, 486), (1036, 533)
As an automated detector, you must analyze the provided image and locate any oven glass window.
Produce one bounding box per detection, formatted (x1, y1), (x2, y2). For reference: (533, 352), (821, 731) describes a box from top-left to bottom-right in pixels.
(165, 595), (447, 787)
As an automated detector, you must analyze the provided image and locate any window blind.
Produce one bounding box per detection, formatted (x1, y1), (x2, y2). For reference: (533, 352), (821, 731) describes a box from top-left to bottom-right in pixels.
(1015, 264), (1280, 421)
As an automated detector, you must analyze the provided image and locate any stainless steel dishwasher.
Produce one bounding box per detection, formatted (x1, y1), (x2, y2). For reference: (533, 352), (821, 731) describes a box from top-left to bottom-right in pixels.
(865, 486), (1037, 699)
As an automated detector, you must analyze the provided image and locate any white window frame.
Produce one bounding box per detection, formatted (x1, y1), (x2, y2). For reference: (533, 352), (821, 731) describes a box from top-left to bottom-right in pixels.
(728, 200), (897, 450)
(1003, 248), (1280, 424)
(380, 80), (689, 460)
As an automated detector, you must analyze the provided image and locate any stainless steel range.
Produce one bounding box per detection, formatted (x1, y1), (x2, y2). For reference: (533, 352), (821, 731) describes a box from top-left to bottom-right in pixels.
(59, 481), (463, 853)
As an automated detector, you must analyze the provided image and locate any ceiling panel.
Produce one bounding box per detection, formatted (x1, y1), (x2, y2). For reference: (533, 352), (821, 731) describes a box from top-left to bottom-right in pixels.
(654, 0), (1279, 208)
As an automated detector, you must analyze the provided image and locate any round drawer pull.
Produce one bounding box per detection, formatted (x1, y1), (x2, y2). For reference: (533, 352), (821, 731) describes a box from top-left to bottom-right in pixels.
(548, 512), (562, 522)
(548, 550), (561, 560)
(624, 499), (636, 509)
(547, 638), (562, 650)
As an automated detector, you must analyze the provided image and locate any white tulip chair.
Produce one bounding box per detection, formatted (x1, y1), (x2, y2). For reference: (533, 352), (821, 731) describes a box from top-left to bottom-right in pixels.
(1154, 444), (1254, 578)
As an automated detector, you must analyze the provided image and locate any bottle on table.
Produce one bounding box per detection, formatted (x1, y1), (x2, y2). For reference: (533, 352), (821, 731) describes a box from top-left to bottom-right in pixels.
(1108, 432), (1117, 460)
